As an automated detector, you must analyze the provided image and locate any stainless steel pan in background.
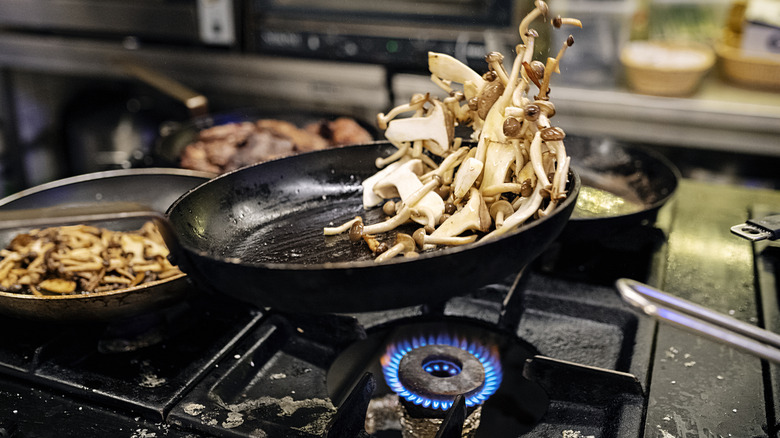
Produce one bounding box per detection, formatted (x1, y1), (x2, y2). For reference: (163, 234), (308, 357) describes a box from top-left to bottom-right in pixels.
(0, 168), (214, 322)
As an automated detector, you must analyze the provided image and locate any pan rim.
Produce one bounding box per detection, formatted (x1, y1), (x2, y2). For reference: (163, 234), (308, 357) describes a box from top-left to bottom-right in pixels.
(169, 142), (581, 271)
(0, 167), (217, 208)
(0, 273), (188, 302)
(568, 139), (682, 223)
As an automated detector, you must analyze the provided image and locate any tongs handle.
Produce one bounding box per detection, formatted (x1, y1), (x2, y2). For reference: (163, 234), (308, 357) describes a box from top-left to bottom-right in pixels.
(616, 278), (780, 364)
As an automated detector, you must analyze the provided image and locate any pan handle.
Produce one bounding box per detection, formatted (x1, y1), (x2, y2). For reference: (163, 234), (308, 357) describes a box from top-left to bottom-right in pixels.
(116, 60), (209, 119)
(616, 278), (780, 364)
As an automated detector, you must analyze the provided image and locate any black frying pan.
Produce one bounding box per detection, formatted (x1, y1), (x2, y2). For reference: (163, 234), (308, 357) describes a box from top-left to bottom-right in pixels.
(563, 136), (680, 239)
(0, 168), (214, 322)
(165, 141), (581, 314)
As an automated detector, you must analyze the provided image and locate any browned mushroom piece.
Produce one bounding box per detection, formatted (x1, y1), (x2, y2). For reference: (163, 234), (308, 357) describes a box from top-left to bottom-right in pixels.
(0, 222), (182, 296)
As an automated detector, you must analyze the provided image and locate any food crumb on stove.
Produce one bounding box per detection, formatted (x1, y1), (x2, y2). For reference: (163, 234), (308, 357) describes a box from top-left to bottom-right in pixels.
(222, 411), (244, 429)
(562, 430), (595, 438)
(733, 409), (738, 413)
(670, 380), (676, 384)
(684, 361), (696, 367)
(270, 373), (287, 380)
(717, 375), (725, 380)
(183, 403), (206, 416)
(234, 354), (241, 359)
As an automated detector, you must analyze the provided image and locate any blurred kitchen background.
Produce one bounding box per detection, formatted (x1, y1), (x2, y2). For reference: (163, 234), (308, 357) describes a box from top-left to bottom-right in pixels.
(0, 0), (778, 195)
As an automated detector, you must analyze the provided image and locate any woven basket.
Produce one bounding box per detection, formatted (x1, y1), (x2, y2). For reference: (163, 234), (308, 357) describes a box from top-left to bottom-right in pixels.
(716, 42), (780, 90)
(621, 41), (716, 97)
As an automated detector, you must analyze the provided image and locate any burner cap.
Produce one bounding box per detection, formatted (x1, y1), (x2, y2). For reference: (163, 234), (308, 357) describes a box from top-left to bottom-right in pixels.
(398, 344), (485, 401)
(381, 334), (502, 411)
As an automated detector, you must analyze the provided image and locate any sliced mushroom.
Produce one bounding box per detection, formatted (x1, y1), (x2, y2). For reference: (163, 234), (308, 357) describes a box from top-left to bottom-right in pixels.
(384, 100), (452, 157)
(430, 188), (491, 239)
(452, 157), (484, 201)
(373, 159), (445, 227)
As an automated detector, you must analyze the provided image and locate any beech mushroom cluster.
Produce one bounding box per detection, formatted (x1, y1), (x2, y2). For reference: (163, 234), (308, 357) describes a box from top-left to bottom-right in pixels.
(324, 1), (582, 262)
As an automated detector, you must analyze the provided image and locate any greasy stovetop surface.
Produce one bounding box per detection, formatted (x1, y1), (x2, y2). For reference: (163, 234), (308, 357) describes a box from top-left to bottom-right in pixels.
(642, 181), (780, 438)
(0, 179), (778, 437)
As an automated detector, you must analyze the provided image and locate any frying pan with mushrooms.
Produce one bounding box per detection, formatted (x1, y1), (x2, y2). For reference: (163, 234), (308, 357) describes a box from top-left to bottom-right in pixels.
(0, 168), (213, 322)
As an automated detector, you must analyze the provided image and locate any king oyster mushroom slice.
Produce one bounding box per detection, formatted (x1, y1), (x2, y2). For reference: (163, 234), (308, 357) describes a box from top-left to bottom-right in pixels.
(428, 52), (487, 100)
(384, 100), (451, 158)
(451, 157), (484, 201)
(430, 187), (491, 239)
(373, 159), (445, 227)
(361, 158), (409, 208)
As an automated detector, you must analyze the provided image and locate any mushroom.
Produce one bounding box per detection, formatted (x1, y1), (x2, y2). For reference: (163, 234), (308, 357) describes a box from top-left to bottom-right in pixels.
(485, 182), (544, 240)
(374, 233), (417, 263)
(384, 99), (452, 157)
(413, 228), (478, 251)
(451, 157), (484, 201)
(518, 0), (549, 44)
(377, 93), (429, 130)
(480, 141), (516, 194)
(360, 159), (408, 208)
(430, 188), (491, 239)
(489, 200), (514, 229)
(373, 159), (445, 227)
(529, 131), (552, 191)
(428, 52), (487, 100)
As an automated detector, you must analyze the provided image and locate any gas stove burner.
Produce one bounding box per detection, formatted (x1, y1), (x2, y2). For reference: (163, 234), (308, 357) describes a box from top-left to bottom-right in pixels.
(381, 333), (502, 411)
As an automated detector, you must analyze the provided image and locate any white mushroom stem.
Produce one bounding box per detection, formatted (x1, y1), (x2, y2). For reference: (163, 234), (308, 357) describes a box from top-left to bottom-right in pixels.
(552, 155), (571, 200)
(323, 216), (362, 236)
(376, 142), (410, 169)
(519, 1), (548, 44)
(377, 93), (429, 129)
(420, 146), (469, 182)
(374, 233), (417, 263)
(363, 209), (412, 235)
(481, 183), (525, 197)
(529, 131), (551, 190)
(416, 230), (478, 249)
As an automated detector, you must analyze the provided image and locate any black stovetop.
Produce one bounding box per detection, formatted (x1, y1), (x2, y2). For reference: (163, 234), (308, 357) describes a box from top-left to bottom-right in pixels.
(0, 183), (777, 438)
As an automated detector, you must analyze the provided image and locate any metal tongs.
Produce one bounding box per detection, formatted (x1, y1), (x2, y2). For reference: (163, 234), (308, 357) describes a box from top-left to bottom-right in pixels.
(616, 278), (780, 364)
(730, 214), (780, 242)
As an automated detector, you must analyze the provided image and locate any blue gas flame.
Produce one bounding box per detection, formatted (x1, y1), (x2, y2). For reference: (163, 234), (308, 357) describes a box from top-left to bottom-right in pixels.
(381, 333), (503, 411)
